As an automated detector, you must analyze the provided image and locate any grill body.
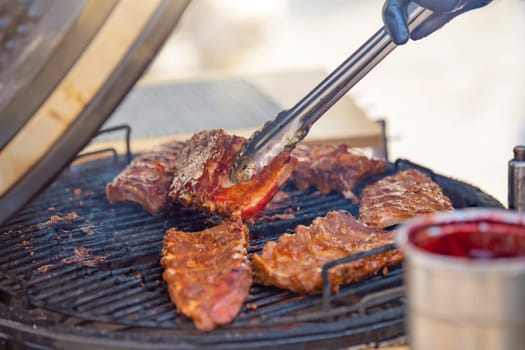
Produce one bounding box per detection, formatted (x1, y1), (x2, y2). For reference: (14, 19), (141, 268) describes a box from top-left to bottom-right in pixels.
(0, 155), (502, 349)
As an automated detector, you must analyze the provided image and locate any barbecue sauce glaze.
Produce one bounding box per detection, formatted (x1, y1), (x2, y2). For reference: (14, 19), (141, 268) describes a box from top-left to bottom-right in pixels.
(410, 221), (525, 259)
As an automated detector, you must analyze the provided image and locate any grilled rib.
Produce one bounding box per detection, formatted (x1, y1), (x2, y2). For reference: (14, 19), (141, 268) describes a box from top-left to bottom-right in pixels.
(161, 217), (251, 331)
(359, 169), (453, 228)
(290, 144), (386, 201)
(105, 141), (184, 215)
(252, 210), (402, 294)
(168, 129), (297, 221)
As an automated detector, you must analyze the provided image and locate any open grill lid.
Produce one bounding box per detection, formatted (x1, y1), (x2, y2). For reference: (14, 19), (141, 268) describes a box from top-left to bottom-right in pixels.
(0, 0), (191, 225)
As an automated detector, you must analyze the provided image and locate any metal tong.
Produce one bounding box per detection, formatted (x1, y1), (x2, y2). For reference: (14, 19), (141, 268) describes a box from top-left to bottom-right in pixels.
(231, 5), (432, 183)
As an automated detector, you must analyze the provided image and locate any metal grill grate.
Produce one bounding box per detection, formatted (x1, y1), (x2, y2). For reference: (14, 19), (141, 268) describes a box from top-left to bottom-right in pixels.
(0, 140), (502, 349)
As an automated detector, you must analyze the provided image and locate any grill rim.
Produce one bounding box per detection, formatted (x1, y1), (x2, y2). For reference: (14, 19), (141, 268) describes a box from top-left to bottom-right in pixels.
(0, 302), (406, 350)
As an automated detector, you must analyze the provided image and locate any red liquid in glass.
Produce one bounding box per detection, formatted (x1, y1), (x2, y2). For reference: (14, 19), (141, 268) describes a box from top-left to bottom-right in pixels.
(411, 221), (525, 259)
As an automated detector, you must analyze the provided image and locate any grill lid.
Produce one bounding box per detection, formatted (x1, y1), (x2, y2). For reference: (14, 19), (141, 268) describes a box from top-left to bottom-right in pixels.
(0, 0), (191, 225)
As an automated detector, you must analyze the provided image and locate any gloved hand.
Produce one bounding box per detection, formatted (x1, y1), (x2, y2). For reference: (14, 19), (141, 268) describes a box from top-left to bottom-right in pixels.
(382, 0), (493, 45)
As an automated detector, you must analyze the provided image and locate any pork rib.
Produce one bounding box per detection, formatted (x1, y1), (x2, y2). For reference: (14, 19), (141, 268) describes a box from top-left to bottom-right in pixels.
(106, 141), (184, 214)
(168, 129), (297, 221)
(252, 210), (402, 294)
(290, 144), (386, 201)
(161, 217), (251, 331)
(359, 169), (453, 228)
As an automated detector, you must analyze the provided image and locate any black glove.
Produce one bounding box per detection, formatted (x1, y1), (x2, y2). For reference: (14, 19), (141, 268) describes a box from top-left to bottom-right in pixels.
(382, 0), (493, 45)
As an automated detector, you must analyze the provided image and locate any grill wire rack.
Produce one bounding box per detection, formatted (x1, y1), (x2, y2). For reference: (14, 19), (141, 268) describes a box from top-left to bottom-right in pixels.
(0, 125), (502, 349)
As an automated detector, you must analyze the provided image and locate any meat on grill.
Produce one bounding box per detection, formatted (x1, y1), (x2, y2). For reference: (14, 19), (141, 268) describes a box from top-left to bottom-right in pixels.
(359, 169), (453, 229)
(168, 129), (297, 221)
(251, 210), (403, 294)
(105, 141), (184, 215)
(290, 144), (386, 201)
(161, 217), (251, 331)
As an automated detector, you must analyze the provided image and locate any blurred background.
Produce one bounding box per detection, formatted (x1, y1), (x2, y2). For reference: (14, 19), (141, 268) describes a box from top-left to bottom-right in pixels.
(138, 0), (525, 204)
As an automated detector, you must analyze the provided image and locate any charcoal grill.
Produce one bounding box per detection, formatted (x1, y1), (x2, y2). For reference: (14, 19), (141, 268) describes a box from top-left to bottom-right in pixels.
(0, 127), (502, 350)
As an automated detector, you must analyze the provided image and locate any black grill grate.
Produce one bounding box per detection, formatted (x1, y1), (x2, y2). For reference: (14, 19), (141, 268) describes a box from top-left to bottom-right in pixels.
(0, 150), (502, 349)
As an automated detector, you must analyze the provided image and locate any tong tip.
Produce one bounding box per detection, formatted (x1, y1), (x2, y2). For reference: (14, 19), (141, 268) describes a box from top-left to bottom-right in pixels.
(230, 150), (255, 183)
